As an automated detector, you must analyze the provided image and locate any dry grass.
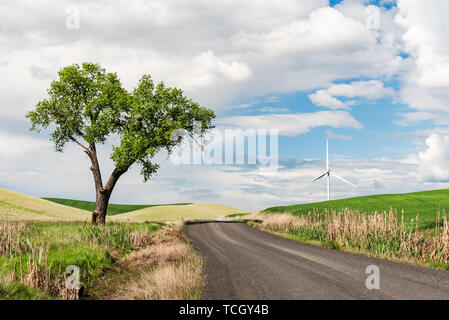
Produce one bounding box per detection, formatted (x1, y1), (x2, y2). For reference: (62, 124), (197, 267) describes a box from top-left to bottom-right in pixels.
(0, 188), (247, 224)
(7, 242), (80, 300)
(0, 188), (90, 222)
(111, 203), (248, 223)
(0, 220), (162, 300)
(242, 209), (449, 266)
(258, 213), (311, 232)
(117, 254), (203, 300)
(103, 226), (204, 300)
(0, 221), (28, 256)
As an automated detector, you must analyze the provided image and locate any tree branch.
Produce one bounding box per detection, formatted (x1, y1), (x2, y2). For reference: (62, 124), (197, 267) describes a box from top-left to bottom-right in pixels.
(70, 136), (90, 153)
(104, 167), (128, 193)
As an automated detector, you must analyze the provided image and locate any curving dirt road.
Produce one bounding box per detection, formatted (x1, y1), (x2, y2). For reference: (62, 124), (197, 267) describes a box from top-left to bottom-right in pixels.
(183, 221), (449, 300)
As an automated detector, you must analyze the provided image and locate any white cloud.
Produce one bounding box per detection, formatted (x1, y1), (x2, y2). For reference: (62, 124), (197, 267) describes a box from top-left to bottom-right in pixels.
(417, 134), (449, 182)
(398, 85), (449, 113)
(218, 111), (362, 137)
(327, 80), (395, 99)
(309, 80), (395, 110)
(308, 90), (350, 110)
(231, 6), (373, 57)
(394, 112), (449, 126)
(2, 1), (446, 211)
(0, 132), (50, 158)
(1, 131), (446, 211)
(259, 106), (289, 113)
(394, 0), (449, 126)
(172, 50), (252, 90)
(396, 0), (449, 88)
(326, 130), (352, 140)
(0, 0), (406, 120)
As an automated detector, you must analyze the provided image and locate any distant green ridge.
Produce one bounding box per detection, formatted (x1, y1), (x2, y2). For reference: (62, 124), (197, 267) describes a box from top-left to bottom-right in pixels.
(264, 189), (449, 229)
(42, 198), (191, 215)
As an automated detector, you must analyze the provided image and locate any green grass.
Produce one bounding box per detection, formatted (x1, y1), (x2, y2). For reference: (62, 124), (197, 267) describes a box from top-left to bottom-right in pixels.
(0, 221), (161, 300)
(264, 189), (449, 230)
(0, 282), (52, 300)
(42, 198), (191, 215)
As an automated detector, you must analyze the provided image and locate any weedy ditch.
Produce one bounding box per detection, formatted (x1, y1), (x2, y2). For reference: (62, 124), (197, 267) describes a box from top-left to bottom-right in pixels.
(88, 225), (204, 300)
(0, 220), (161, 300)
(241, 208), (449, 270)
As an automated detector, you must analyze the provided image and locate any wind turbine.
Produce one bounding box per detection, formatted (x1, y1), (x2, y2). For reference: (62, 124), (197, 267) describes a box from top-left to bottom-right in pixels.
(311, 138), (356, 201)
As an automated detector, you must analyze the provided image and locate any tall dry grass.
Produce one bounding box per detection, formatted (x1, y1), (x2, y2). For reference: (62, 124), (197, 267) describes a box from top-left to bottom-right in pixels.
(6, 241), (80, 299)
(0, 221), (28, 256)
(0, 220), (162, 300)
(247, 209), (449, 266)
(108, 228), (204, 300)
(118, 254), (203, 300)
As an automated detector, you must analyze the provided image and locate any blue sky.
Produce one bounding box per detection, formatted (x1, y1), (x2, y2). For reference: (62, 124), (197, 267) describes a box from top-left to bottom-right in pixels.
(1, 0), (449, 211)
(218, 84), (418, 160)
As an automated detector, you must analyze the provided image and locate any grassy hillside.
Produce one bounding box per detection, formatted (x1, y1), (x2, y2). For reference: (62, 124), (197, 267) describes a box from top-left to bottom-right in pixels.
(0, 188), (90, 222)
(43, 198), (191, 215)
(0, 188), (247, 223)
(264, 189), (449, 229)
(112, 203), (248, 223)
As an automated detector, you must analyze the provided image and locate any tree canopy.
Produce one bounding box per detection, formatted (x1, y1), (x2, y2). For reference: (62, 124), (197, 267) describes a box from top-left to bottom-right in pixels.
(27, 62), (215, 224)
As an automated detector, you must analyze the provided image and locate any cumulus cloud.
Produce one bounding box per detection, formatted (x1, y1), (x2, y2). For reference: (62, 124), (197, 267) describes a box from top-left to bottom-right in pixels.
(1, 131), (445, 211)
(417, 134), (449, 182)
(309, 80), (395, 110)
(309, 90), (350, 110)
(1, 0), (446, 209)
(172, 50), (252, 90)
(218, 111), (362, 137)
(0, 0), (406, 121)
(231, 6), (373, 57)
(394, 0), (449, 126)
(396, 0), (449, 88)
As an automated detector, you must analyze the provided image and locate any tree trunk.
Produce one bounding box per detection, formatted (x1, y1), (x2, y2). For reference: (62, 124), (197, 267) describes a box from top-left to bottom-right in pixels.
(86, 144), (127, 226)
(91, 191), (110, 225)
(91, 169), (125, 225)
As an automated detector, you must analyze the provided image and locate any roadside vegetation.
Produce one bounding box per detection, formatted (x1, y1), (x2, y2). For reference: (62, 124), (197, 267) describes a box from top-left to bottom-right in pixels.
(0, 188), (245, 300)
(0, 220), (203, 300)
(265, 189), (449, 230)
(240, 208), (449, 270)
(90, 226), (204, 300)
(43, 198), (191, 215)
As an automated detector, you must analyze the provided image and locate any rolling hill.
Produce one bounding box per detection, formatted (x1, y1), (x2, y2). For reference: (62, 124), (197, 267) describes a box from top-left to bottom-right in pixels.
(0, 188), (247, 223)
(0, 188), (90, 221)
(43, 198), (191, 215)
(111, 203), (248, 223)
(264, 189), (449, 229)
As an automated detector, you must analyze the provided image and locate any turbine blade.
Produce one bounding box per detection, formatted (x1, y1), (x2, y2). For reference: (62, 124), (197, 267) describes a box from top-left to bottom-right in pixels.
(313, 172), (328, 182)
(302, 172), (328, 189)
(330, 172), (356, 187)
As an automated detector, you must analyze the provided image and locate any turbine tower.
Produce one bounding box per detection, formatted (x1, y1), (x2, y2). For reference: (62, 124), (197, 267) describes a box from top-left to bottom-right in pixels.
(311, 138), (356, 201)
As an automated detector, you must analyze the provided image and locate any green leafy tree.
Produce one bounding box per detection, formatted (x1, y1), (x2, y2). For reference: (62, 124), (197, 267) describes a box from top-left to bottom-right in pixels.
(27, 63), (215, 225)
